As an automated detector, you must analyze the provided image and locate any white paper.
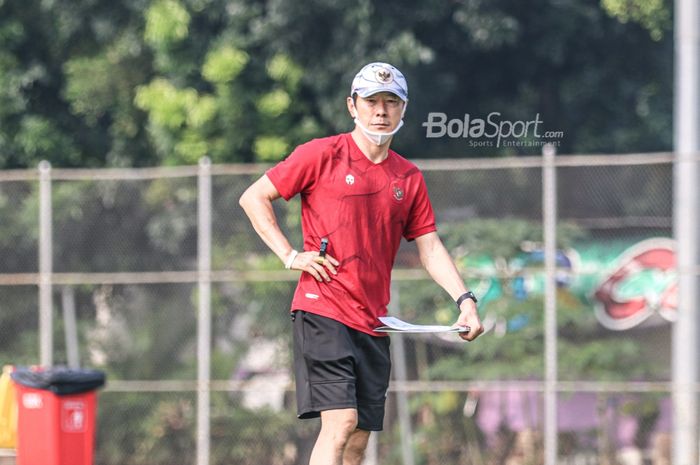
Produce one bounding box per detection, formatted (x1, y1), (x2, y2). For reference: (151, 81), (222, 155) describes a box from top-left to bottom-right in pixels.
(374, 316), (469, 333)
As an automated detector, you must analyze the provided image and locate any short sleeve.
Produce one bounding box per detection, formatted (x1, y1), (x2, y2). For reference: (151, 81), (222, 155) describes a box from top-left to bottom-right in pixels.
(404, 172), (437, 241)
(266, 141), (321, 200)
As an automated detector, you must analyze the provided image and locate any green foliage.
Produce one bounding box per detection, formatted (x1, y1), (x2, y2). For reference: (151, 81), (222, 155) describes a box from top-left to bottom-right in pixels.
(64, 54), (120, 125)
(145, 0), (191, 48)
(135, 79), (198, 130)
(0, 288), (39, 366)
(266, 54), (304, 91)
(0, 0), (673, 168)
(15, 116), (79, 164)
(257, 89), (292, 118)
(135, 79), (220, 164)
(210, 406), (299, 465)
(96, 393), (195, 465)
(602, 0), (671, 41)
(440, 218), (585, 258)
(202, 45), (249, 84)
(253, 135), (290, 161)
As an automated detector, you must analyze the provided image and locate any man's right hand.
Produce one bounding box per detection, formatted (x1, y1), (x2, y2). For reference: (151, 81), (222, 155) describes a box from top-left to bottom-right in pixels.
(290, 251), (340, 282)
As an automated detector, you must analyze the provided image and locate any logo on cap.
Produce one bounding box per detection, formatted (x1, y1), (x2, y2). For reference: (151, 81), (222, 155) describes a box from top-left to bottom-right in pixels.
(351, 62), (408, 102)
(375, 68), (393, 84)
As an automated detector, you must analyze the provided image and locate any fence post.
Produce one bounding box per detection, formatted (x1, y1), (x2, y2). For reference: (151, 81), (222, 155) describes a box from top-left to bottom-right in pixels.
(197, 157), (212, 465)
(61, 286), (80, 368)
(364, 431), (378, 465)
(388, 282), (415, 465)
(542, 144), (558, 465)
(674, 0), (700, 463)
(39, 160), (53, 367)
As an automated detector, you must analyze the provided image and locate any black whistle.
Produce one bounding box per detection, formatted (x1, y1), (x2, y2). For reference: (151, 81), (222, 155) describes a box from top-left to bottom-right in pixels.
(319, 238), (329, 258)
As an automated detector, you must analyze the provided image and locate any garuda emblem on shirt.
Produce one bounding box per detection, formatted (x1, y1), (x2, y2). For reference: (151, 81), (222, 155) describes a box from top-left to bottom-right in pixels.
(391, 180), (404, 201)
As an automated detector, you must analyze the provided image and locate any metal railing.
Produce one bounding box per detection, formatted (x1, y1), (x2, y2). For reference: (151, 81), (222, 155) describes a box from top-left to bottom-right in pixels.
(0, 148), (691, 465)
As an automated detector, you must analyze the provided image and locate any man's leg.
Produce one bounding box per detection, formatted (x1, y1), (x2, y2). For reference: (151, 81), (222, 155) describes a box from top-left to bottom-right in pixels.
(342, 428), (371, 465)
(309, 408), (359, 465)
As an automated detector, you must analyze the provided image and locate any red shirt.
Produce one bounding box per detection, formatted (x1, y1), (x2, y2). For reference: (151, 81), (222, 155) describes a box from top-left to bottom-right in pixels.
(266, 133), (436, 335)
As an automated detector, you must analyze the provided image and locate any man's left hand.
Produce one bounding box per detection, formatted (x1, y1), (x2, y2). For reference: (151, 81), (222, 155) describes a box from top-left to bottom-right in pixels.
(454, 301), (484, 341)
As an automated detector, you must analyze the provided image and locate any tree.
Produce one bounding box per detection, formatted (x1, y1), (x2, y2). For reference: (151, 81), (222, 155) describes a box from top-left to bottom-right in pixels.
(0, 0), (673, 168)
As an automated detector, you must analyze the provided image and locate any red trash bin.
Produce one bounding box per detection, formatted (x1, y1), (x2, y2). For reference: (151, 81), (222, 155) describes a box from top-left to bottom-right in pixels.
(11, 367), (105, 465)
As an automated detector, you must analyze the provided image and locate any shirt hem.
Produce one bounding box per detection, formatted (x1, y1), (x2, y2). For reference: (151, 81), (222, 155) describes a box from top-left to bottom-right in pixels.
(292, 307), (388, 337)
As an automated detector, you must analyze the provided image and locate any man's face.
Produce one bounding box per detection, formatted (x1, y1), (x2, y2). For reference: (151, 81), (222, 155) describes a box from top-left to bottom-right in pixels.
(347, 92), (405, 133)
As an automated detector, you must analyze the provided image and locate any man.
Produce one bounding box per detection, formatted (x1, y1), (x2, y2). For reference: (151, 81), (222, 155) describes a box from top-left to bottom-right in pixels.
(239, 62), (483, 465)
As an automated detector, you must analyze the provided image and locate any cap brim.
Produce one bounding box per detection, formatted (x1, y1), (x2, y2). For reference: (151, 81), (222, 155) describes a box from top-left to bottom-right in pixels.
(354, 87), (407, 101)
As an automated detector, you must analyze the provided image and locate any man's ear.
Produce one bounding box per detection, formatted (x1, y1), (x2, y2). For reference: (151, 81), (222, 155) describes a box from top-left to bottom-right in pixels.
(346, 96), (357, 119)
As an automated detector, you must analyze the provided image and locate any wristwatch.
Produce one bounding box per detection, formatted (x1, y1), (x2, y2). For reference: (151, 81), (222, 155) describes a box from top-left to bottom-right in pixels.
(455, 291), (478, 309)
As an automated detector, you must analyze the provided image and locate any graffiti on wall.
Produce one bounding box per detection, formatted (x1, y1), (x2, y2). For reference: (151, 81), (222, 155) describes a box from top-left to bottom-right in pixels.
(462, 237), (677, 331)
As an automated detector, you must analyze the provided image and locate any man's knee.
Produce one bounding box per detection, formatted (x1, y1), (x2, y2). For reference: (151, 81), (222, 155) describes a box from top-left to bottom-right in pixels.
(320, 409), (359, 445)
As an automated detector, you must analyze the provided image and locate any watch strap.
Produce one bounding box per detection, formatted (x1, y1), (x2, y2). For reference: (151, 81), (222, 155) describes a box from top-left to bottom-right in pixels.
(455, 291), (478, 308)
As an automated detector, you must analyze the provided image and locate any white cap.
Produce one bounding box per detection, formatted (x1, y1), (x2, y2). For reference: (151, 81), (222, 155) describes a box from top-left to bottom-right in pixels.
(350, 62), (408, 102)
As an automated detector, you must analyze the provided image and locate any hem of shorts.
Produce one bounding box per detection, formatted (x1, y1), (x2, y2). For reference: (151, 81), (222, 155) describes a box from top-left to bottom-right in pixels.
(357, 423), (384, 432)
(298, 405), (385, 431)
(357, 402), (387, 431)
(298, 402), (358, 420)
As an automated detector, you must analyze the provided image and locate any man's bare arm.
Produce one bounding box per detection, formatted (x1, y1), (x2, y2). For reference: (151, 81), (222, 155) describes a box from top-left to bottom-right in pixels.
(415, 231), (484, 341)
(239, 175), (339, 282)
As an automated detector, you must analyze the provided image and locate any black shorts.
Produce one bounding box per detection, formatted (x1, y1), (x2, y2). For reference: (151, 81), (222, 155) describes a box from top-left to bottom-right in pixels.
(292, 310), (391, 431)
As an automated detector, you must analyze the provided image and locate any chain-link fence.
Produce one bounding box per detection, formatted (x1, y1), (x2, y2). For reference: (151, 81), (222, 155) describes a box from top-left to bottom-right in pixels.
(0, 152), (677, 465)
